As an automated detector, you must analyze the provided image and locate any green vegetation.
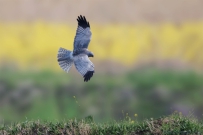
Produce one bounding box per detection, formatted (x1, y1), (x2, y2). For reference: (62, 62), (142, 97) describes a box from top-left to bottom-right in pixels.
(0, 68), (203, 123)
(0, 113), (202, 135)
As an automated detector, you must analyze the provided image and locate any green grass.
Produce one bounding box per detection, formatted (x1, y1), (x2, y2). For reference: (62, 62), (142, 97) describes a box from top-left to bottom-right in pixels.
(0, 113), (202, 135)
(1, 68), (203, 123)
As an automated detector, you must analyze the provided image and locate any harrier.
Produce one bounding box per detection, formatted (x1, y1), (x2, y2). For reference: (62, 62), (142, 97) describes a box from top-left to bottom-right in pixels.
(57, 15), (94, 82)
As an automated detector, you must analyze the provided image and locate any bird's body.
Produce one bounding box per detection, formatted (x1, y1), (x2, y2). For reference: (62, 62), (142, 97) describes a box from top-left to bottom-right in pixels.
(57, 15), (94, 82)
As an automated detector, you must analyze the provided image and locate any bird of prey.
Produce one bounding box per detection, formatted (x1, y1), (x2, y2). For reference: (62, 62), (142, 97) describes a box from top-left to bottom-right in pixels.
(57, 15), (94, 82)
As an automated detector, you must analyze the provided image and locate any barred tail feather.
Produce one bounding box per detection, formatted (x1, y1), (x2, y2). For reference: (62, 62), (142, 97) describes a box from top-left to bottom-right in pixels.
(57, 48), (73, 72)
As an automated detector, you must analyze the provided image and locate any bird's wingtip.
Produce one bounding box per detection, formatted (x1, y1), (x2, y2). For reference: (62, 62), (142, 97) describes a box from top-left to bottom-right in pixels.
(77, 15), (90, 29)
(84, 71), (94, 82)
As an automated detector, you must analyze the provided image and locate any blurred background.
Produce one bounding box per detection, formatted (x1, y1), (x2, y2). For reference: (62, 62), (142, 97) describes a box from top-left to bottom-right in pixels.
(0, 0), (203, 124)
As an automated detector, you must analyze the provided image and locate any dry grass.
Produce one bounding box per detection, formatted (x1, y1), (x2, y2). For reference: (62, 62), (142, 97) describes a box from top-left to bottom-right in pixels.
(0, 0), (203, 23)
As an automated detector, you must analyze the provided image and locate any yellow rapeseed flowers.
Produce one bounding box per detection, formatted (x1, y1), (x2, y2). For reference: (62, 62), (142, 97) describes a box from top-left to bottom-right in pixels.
(0, 22), (203, 70)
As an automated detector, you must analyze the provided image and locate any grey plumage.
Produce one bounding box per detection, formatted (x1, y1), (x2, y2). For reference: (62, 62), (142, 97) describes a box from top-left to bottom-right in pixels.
(57, 48), (73, 72)
(73, 16), (92, 56)
(57, 15), (94, 82)
(74, 55), (94, 82)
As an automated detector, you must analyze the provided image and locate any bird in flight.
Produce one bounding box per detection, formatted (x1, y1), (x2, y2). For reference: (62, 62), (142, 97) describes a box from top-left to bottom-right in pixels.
(57, 15), (94, 82)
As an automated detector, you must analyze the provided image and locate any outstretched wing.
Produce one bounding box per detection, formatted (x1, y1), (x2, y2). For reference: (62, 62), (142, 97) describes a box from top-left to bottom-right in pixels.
(73, 15), (92, 54)
(74, 55), (94, 82)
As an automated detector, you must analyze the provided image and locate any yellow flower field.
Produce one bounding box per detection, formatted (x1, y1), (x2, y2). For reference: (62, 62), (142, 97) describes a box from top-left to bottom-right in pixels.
(0, 22), (203, 70)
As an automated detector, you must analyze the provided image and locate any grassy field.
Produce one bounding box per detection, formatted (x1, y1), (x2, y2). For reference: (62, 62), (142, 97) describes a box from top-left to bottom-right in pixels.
(0, 113), (202, 135)
(0, 68), (203, 124)
(1, 20), (203, 127)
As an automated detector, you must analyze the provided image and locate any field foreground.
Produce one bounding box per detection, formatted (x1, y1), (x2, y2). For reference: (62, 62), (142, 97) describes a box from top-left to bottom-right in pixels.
(0, 113), (202, 135)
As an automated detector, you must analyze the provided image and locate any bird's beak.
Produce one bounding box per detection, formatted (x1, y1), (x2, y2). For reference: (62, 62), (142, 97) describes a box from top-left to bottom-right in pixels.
(89, 52), (94, 57)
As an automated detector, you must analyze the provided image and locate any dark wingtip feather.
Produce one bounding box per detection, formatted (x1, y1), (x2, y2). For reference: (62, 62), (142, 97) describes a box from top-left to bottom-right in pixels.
(84, 71), (94, 82)
(77, 15), (90, 29)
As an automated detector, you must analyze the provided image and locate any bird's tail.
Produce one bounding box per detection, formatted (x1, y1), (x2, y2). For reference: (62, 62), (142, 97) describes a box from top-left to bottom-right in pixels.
(57, 48), (73, 73)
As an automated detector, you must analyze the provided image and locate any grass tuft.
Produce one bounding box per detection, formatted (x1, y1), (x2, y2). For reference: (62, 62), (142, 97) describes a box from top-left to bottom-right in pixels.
(0, 113), (202, 135)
